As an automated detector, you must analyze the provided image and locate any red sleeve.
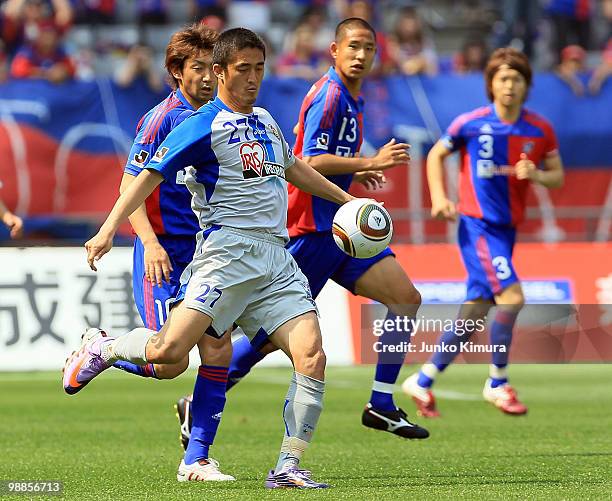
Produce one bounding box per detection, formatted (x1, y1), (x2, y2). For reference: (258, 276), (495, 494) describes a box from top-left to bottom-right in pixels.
(542, 120), (559, 157)
(59, 56), (76, 77)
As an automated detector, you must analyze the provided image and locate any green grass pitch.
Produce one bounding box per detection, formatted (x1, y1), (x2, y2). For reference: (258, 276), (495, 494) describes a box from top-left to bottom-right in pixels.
(1, 364), (611, 500)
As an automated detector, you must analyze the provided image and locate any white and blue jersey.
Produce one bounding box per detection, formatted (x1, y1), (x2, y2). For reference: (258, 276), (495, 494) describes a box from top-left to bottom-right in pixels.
(148, 96), (295, 241)
(125, 88), (197, 329)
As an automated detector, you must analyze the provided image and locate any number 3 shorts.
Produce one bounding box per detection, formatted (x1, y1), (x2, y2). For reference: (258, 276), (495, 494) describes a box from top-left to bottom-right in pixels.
(458, 215), (519, 302)
(174, 225), (318, 338)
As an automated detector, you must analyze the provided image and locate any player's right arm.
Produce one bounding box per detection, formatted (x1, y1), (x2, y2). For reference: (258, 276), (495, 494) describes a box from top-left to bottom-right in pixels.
(120, 173), (172, 286)
(86, 170), (164, 271)
(299, 90), (409, 175)
(305, 138), (410, 175)
(86, 114), (206, 271)
(427, 140), (457, 221)
(0, 198), (23, 239)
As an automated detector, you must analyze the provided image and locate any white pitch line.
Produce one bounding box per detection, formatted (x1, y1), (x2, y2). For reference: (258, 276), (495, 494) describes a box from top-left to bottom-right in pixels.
(0, 371), (484, 401)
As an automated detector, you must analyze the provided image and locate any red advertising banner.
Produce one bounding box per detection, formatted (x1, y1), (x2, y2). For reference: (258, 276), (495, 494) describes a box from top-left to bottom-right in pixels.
(348, 243), (612, 363)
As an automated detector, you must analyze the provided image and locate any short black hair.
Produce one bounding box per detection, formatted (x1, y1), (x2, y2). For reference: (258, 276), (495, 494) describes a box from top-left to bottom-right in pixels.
(213, 27), (266, 68)
(335, 17), (376, 42)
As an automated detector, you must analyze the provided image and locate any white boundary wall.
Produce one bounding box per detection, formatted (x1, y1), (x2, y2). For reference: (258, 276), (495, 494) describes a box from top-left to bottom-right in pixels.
(0, 247), (354, 371)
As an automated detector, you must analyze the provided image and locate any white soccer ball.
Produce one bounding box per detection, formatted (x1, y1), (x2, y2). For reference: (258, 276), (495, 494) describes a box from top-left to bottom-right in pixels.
(332, 199), (393, 259)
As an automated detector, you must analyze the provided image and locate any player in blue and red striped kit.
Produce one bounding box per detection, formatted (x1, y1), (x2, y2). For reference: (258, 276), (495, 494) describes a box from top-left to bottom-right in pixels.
(403, 48), (565, 417)
(107, 24), (237, 481)
(112, 24), (219, 381)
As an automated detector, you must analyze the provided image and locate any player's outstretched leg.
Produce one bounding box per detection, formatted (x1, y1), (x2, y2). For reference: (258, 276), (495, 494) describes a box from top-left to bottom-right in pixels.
(402, 302), (490, 417)
(265, 313), (329, 489)
(63, 328), (111, 394)
(483, 286), (527, 415)
(63, 327), (155, 394)
(353, 256), (429, 438)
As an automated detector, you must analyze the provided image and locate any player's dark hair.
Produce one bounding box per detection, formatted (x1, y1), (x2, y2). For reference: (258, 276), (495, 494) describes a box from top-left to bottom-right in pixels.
(213, 27), (266, 69)
(485, 48), (532, 102)
(335, 17), (376, 42)
(165, 23), (218, 89)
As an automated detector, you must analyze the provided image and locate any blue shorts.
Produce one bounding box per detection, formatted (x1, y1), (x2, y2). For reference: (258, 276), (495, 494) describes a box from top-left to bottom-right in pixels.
(132, 235), (196, 329)
(458, 215), (518, 302)
(287, 231), (395, 298)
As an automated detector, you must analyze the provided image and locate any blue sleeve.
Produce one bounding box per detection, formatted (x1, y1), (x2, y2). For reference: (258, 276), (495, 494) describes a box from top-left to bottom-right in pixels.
(440, 114), (467, 153)
(124, 109), (194, 177)
(171, 109), (195, 129)
(124, 110), (161, 176)
(302, 87), (343, 158)
(146, 113), (211, 181)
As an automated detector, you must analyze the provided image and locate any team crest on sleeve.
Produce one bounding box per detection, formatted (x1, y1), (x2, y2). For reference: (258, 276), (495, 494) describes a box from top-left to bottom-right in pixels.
(152, 146), (169, 162)
(316, 132), (329, 150)
(131, 149), (149, 168)
(240, 141), (285, 179)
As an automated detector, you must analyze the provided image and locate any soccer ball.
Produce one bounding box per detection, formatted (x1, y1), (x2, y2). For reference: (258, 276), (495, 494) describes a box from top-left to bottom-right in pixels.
(332, 199), (393, 258)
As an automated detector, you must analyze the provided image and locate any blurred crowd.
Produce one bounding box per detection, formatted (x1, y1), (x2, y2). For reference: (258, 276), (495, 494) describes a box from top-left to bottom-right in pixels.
(0, 0), (611, 95)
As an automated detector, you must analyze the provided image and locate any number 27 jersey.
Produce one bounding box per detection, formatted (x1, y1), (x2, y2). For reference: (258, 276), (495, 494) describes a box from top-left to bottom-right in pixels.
(147, 97), (295, 240)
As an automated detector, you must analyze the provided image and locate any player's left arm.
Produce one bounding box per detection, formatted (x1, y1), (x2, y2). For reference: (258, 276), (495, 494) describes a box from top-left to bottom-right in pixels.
(286, 157), (355, 205)
(515, 152), (564, 188)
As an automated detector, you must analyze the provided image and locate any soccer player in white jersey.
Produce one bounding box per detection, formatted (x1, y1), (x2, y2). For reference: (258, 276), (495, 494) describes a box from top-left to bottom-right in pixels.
(63, 27), (363, 489)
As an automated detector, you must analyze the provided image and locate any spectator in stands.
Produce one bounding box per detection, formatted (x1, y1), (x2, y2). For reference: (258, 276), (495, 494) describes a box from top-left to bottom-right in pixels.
(452, 37), (489, 74)
(227, 0), (270, 33)
(276, 22), (329, 80)
(343, 0), (395, 75)
(114, 42), (163, 93)
(0, 196), (23, 239)
(0, 40), (9, 82)
(603, 0), (612, 41)
(389, 6), (438, 76)
(1, 2), (23, 55)
(10, 20), (75, 83)
(3, 0), (72, 38)
(554, 44), (589, 96)
(295, 5), (335, 53)
(546, 0), (592, 63)
(137, 0), (168, 25)
(189, 0), (227, 24)
(494, 0), (539, 58)
(73, 0), (115, 24)
(588, 39), (612, 94)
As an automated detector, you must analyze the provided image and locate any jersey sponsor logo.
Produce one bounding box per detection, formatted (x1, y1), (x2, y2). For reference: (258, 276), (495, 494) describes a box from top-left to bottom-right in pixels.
(335, 145), (352, 157)
(176, 169), (187, 185)
(522, 141), (534, 154)
(131, 149), (149, 168)
(240, 141), (286, 179)
(240, 141), (266, 176)
(316, 132), (330, 150)
(266, 123), (281, 140)
(152, 146), (169, 162)
(476, 160), (515, 178)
